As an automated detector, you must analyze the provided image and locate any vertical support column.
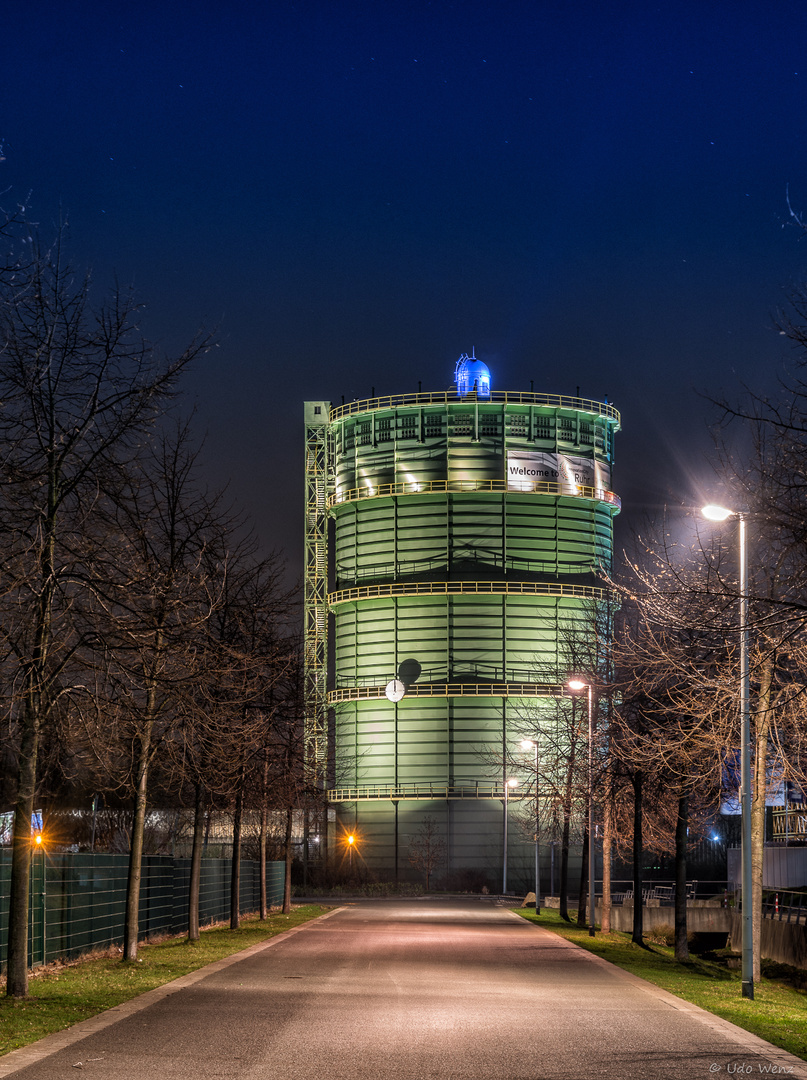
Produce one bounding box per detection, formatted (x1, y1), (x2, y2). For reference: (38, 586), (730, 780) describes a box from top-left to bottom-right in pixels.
(304, 402), (332, 789)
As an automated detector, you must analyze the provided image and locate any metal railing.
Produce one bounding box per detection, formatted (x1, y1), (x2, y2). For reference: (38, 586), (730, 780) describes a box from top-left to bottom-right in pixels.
(329, 478), (621, 510)
(329, 580), (609, 606)
(329, 390), (621, 426)
(326, 781), (526, 802)
(328, 681), (566, 704)
(760, 889), (807, 924)
(606, 880), (730, 905)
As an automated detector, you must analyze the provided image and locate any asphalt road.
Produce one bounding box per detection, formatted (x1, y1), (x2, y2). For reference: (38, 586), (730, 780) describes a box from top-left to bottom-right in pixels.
(1, 897), (805, 1080)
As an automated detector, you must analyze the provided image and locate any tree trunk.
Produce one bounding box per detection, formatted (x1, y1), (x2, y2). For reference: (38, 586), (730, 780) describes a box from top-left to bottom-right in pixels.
(283, 805), (293, 914)
(123, 732), (151, 962)
(559, 812), (571, 921)
(674, 792), (689, 961)
(6, 711), (40, 997)
(259, 765), (268, 920)
(601, 772), (613, 934)
(260, 807), (270, 915)
(751, 657), (773, 984)
(7, 528), (55, 996)
(230, 778), (244, 930)
(188, 783), (205, 941)
(579, 820), (592, 924)
(559, 733), (577, 922)
(631, 771), (643, 946)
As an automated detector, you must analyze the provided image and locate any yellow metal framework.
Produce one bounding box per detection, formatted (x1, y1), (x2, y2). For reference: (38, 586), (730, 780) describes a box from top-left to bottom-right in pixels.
(304, 414), (332, 784)
(328, 580), (609, 606)
(329, 389), (621, 426)
(329, 478), (621, 509)
(328, 681), (566, 703)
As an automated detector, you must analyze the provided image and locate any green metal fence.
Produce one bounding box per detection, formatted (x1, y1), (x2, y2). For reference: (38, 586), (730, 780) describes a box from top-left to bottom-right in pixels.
(0, 853), (285, 970)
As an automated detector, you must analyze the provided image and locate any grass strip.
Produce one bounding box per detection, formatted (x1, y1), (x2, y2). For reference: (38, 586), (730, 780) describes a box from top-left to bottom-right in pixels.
(0, 905), (331, 1056)
(516, 908), (807, 1061)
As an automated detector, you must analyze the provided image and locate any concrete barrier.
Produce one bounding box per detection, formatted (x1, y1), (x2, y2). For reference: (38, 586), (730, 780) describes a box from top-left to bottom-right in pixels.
(524, 896), (806, 969)
(602, 903), (730, 934)
(727, 912), (807, 969)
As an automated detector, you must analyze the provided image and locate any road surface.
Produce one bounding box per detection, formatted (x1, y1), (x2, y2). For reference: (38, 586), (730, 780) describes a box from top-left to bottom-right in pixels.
(1, 897), (804, 1079)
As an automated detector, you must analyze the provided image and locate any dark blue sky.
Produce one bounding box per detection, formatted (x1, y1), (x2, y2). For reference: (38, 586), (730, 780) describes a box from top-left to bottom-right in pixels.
(4, 1), (807, 577)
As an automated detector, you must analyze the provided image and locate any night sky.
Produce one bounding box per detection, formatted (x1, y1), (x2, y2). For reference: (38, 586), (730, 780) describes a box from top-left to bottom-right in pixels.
(4, 1), (807, 580)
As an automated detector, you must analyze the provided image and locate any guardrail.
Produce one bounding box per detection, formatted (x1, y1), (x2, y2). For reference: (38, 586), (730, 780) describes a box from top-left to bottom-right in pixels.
(608, 880), (729, 905)
(326, 782), (526, 802)
(760, 888), (807, 924)
(328, 580), (609, 606)
(328, 681), (566, 704)
(329, 478), (621, 510)
(329, 390), (621, 425)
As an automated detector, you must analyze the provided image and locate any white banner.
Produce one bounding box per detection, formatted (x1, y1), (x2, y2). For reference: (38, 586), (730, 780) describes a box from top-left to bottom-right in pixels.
(506, 451), (610, 493)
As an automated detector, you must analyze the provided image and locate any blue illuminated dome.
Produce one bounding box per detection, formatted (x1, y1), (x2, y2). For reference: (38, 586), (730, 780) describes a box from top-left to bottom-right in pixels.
(454, 351), (491, 398)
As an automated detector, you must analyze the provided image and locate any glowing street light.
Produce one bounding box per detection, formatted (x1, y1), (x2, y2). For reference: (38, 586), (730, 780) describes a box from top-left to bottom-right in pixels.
(520, 739), (541, 912)
(502, 777), (519, 894)
(568, 678), (596, 937)
(701, 504), (733, 522)
(701, 503), (753, 1000)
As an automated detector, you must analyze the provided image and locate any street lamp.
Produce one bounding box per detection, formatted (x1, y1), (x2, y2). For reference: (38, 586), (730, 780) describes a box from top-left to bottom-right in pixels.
(503, 777), (518, 894)
(520, 739), (541, 912)
(568, 678), (596, 936)
(702, 503), (753, 1000)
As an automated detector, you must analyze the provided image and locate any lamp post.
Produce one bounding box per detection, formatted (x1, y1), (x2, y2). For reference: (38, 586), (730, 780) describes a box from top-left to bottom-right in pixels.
(520, 740), (541, 912)
(503, 777), (518, 894)
(702, 504), (753, 1000)
(568, 679), (596, 936)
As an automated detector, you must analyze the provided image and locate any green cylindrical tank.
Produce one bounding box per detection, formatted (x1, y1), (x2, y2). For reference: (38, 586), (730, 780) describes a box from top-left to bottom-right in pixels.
(307, 363), (620, 890)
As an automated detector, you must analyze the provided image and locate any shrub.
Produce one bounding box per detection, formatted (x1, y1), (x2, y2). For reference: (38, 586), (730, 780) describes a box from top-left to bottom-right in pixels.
(645, 923), (675, 946)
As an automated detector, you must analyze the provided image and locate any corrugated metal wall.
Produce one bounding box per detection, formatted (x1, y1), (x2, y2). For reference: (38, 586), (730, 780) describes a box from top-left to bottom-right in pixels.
(328, 394), (619, 888)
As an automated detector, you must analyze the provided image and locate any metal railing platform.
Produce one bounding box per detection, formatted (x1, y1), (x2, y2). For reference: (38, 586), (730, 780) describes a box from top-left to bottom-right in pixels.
(328, 681), (566, 704)
(326, 782), (526, 802)
(328, 580), (609, 606)
(329, 390), (621, 426)
(329, 477), (621, 510)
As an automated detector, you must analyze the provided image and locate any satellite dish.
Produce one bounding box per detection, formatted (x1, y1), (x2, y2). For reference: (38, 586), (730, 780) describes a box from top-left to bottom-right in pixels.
(385, 679), (406, 702)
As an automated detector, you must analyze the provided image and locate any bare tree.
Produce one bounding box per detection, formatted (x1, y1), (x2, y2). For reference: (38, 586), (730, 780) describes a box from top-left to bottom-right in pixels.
(193, 546), (296, 926)
(72, 421), (225, 961)
(0, 232), (207, 996)
(618, 499), (807, 975)
(407, 816), (446, 890)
